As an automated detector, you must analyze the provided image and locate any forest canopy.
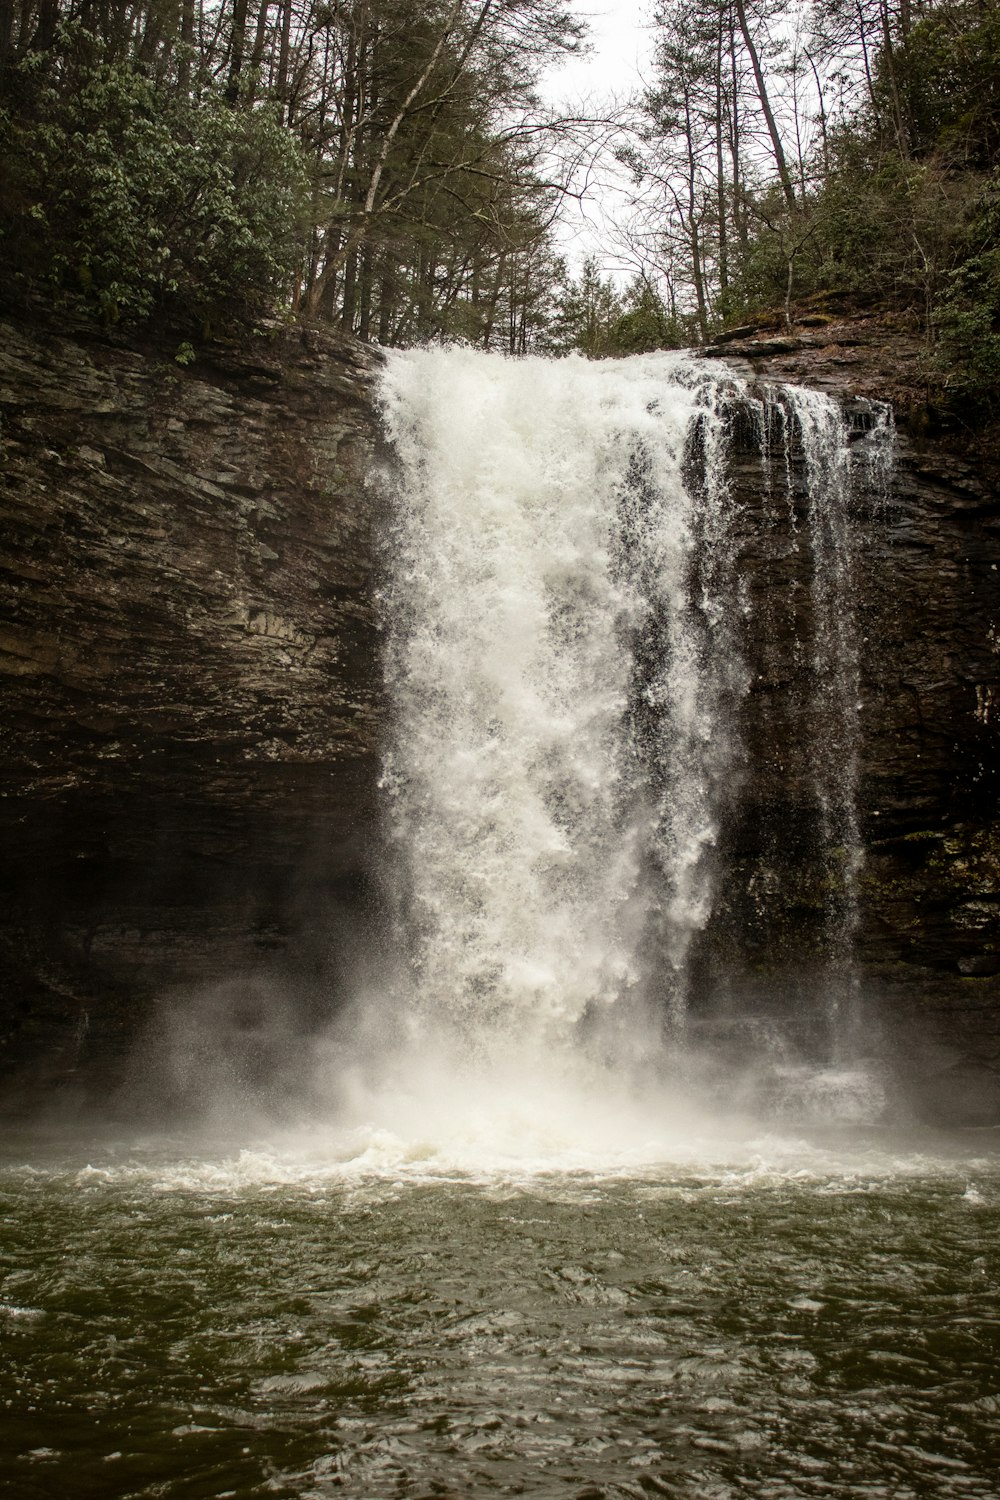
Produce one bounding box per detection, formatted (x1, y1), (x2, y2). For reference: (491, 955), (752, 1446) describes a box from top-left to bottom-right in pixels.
(0, 0), (997, 411)
(1, 0), (594, 346)
(624, 0), (1000, 417)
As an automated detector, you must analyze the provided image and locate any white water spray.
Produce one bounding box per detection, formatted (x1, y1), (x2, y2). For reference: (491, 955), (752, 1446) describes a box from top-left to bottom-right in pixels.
(378, 348), (749, 1065)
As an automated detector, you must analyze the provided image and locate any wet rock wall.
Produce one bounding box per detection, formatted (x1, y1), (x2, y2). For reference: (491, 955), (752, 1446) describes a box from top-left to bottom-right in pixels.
(698, 334), (1000, 1120)
(1, 313), (997, 1121)
(0, 318), (383, 1098)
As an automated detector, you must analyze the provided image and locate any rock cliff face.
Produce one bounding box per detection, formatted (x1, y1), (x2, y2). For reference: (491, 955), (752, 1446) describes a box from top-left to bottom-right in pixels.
(1, 314), (997, 1121)
(695, 321), (1000, 1122)
(0, 318), (383, 1101)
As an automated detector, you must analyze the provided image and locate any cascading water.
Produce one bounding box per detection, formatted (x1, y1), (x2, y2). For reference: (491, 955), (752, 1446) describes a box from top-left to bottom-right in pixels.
(776, 387), (895, 1062)
(375, 345), (895, 1132)
(715, 384), (897, 1120)
(378, 350), (746, 1062)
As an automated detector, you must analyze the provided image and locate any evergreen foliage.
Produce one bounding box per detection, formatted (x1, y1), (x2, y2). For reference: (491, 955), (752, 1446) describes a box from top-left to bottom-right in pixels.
(0, 0), (995, 400)
(630, 0), (1000, 418)
(0, 0), (586, 347)
(2, 29), (305, 332)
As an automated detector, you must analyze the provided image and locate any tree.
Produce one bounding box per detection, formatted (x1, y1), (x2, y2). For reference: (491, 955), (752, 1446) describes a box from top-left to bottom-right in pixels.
(610, 277), (685, 352)
(549, 257), (624, 355)
(624, 0), (813, 338)
(732, 0), (798, 206)
(294, 0), (586, 338)
(0, 0), (591, 345)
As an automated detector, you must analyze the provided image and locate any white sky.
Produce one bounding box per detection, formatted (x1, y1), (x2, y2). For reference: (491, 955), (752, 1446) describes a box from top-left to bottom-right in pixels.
(545, 0), (652, 102)
(540, 1), (655, 276)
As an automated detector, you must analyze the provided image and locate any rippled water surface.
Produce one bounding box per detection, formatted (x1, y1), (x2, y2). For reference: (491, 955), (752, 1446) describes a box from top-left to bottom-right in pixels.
(3, 1131), (1000, 1499)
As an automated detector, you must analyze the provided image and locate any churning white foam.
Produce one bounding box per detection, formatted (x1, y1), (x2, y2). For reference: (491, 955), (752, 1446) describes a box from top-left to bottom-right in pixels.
(377, 346), (748, 1058)
(250, 344), (907, 1170)
(60, 1097), (998, 1195)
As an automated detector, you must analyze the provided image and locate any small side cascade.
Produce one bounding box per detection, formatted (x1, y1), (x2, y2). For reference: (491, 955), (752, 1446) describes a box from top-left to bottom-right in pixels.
(377, 347), (896, 1098)
(621, 366), (751, 1030)
(772, 388), (895, 1063)
(784, 387), (865, 1055)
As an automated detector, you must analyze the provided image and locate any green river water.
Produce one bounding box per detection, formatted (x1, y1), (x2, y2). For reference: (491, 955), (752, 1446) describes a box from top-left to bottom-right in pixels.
(3, 1129), (999, 1500)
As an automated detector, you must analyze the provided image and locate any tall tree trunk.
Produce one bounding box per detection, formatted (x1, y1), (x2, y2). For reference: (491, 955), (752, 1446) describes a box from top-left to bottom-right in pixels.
(138, 0), (169, 71)
(727, 27), (749, 251)
(683, 92), (710, 339)
(340, 246), (358, 332)
(15, 0), (32, 60)
(227, 0), (250, 99)
(0, 0), (16, 80)
(481, 254), (505, 347)
(378, 256), (396, 344)
(690, 222), (709, 341)
(878, 0), (910, 153)
(714, 20), (729, 296)
(33, 0), (58, 51)
(732, 0), (797, 208)
(806, 49), (830, 178)
(855, 0), (883, 137)
(276, 0), (293, 121)
(249, 0), (270, 77)
(358, 242), (374, 341)
(177, 0), (195, 92)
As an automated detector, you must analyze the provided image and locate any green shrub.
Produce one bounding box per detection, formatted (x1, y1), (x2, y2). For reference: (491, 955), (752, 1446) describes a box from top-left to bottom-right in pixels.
(934, 180), (1000, 419)
(1, 32), (307, 333)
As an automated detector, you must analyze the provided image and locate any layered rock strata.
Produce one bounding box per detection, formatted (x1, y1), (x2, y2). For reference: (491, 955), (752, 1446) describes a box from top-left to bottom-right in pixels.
(0, 318), (382, 1100)
(698, 326), (1000, 1122)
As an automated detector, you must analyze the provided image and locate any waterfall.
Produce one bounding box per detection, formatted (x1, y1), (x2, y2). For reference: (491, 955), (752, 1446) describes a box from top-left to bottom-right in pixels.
(376, 347), (895, 1096)
(771, 388), (895, 1063)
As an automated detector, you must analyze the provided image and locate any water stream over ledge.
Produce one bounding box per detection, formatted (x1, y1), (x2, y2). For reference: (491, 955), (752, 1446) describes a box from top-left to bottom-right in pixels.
(375, 347), (895, 1108)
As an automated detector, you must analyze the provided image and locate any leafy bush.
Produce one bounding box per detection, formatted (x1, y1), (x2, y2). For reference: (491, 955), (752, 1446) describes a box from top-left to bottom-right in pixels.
(724, 151), (984, 328)
(713, 0), (1000, 429)
(935, 179), (1000, 419)
(1, 31), (307, 333)
(892, 2), (1000, 167)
